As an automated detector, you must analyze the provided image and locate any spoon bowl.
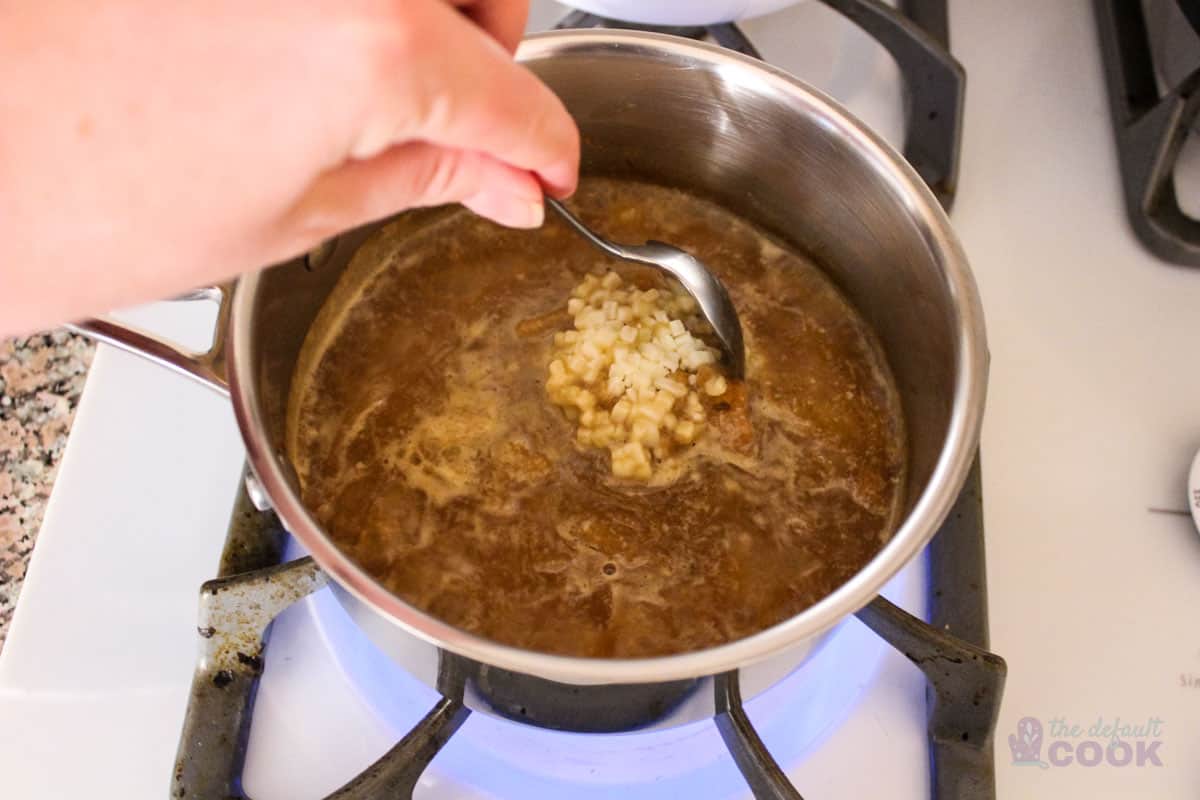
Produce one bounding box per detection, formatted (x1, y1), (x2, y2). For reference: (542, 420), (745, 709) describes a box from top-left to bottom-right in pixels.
(546, 197), (746, 379)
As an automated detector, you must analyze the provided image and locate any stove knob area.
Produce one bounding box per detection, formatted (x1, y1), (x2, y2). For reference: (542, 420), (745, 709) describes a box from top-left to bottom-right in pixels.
(245, 471), (273, 512)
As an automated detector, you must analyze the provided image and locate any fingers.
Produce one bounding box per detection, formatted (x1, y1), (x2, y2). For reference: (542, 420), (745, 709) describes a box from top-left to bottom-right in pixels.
(286, 141), (545, 243)
(365, 0), (579, 198)
(447, 0), (530, 52)
(459, 169), (544, 227)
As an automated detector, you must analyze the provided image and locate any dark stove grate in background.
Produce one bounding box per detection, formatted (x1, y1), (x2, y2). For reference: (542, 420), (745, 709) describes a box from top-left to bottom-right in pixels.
(1095, 0), (1200, 266)
(556, 0), (966, 210)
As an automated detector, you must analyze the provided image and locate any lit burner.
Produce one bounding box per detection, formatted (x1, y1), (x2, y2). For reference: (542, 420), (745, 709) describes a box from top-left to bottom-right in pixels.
(289, 550), (913, 792)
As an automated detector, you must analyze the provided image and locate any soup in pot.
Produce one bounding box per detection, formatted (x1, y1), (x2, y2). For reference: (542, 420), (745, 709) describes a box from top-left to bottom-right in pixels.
(286, 178), (906, 658)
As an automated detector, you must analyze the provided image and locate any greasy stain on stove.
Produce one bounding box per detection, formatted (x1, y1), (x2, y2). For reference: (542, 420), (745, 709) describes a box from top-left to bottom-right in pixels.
(170, 3), (1008, 799)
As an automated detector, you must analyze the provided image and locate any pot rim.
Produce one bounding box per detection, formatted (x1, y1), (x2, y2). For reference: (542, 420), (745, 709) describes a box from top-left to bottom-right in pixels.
(227, 29), (987, 685)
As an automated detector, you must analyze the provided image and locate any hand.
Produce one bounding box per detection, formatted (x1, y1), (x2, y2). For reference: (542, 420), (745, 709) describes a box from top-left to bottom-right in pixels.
(0, 0), (579, 335)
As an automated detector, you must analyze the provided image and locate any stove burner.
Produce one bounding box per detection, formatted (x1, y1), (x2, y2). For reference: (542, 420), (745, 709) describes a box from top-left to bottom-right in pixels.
(556, 0), (965, 209)
(468, 661), (700, 732)
(1095, 0), (1200, 265)
(170, 460), (1004, 800)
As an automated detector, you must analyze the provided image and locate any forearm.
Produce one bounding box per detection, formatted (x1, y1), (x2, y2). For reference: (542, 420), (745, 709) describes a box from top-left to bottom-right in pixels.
(0, 3), (347, 334)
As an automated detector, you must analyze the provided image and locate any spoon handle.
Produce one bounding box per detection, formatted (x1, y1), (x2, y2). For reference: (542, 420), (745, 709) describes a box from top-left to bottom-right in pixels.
(545, 197), (626, 260)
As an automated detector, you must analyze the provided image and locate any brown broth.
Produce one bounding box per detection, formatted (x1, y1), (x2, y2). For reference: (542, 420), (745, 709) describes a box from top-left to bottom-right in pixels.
(286, 178), (906, 658)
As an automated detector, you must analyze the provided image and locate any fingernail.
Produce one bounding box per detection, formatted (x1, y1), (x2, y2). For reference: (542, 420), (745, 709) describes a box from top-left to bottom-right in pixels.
(495, 198), (543, 229)
(463, 189), (544, 229)
(523, 200), (545, 228)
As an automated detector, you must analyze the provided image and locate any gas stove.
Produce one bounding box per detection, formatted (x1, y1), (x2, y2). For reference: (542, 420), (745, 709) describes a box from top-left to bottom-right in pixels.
(166, 463), (999, 799)
(3, 2), (1200, 799)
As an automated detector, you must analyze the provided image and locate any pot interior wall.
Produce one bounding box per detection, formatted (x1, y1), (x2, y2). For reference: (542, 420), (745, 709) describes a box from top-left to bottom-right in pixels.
(247, 37), (959, 528)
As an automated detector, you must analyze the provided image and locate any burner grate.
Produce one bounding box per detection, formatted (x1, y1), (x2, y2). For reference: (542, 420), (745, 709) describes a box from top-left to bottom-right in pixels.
(1094, 0), (1200, 265)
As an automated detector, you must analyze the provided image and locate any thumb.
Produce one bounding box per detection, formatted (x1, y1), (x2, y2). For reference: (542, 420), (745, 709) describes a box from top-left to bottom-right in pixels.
(284, 141), (545, 244)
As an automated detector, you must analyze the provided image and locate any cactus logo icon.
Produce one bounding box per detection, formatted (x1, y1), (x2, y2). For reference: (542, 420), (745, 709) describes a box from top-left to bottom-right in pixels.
(1009, 717), (1050, 768)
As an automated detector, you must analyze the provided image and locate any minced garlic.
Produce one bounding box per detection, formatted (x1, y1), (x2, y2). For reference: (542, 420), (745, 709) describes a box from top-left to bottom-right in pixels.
(545, 270), (728, 480)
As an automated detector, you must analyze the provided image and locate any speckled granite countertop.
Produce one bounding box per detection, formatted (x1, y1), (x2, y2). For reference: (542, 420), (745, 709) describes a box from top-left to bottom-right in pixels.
(0, 331), (94, 650)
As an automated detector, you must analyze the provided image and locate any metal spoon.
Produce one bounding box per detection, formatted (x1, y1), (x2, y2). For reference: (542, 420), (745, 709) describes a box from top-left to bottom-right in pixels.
(546, 197), (746, 379)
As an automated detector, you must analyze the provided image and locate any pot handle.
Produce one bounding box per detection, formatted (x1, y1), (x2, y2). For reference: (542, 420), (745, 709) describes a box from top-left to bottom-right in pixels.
(66, 284), (232, 396)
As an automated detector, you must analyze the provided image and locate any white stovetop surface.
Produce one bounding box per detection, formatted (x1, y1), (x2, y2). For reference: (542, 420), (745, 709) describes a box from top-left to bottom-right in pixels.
(3, 1), (1200, 798)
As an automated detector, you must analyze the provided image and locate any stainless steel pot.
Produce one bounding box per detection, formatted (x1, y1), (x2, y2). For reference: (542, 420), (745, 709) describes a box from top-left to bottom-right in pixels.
(73, 31), (985, 715)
